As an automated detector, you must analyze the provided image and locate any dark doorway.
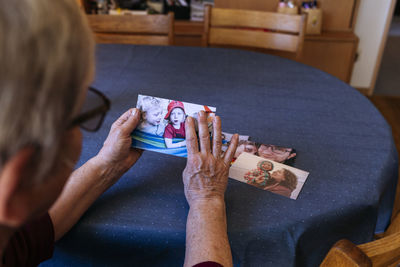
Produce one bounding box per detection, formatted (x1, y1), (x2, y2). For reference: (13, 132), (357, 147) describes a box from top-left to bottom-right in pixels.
(395, 0), (400, 16)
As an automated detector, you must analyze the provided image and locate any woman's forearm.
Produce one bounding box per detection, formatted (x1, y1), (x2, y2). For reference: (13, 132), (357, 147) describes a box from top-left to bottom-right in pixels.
(49, 108), (142, 241)
(48, 157), (114, 241)
(184, 198), (233, 267)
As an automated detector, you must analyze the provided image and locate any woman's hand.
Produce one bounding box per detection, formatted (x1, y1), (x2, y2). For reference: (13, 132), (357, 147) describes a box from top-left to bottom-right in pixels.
(93, 108), (143, 185)
(49, 108), (142, 241)
(183, 111), (238, 207)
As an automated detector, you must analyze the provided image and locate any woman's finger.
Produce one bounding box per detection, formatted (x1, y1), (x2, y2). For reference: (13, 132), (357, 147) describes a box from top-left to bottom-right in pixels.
(112, 108), (135, 128)
(185, 116), (199, 155)
(224, 134), (239, 164)
(197, 111), (211, 154)
(212, 116), (222, 158)
(119, 108), (141, 135)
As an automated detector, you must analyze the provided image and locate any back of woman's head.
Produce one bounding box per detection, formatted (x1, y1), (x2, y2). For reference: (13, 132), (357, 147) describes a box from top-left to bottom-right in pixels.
(0, 0), (94, 182)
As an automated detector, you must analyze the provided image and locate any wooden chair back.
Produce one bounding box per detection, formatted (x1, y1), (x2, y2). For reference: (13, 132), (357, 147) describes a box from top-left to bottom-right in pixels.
(87, 13), (174, 45)
(320, 212), (400, 266)
(202, 6), (306, 59)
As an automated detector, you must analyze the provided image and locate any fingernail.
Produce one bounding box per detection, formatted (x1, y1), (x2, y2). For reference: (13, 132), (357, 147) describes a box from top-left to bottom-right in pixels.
(199, 110), (205, 117)
(132, 108), (138, 116)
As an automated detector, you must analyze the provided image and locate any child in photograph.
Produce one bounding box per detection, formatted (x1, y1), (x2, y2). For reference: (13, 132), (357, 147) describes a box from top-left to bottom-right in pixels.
(258, 160), (273, 172)
(163, 100), (187, 148)
(137, 96), (165, 136)
(244, 160), (274, 189)
(234, 140), (258, 158)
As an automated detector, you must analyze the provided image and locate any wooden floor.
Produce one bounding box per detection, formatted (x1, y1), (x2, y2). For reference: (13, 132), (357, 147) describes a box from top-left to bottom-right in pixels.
(369, 95), (400, 218)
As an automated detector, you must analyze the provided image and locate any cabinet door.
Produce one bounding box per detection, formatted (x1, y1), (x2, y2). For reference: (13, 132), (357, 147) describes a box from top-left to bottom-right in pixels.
(299, 39), (358, 83)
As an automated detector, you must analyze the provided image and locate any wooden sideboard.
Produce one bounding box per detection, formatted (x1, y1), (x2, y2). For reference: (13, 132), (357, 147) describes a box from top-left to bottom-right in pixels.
(300, 32), (358, 83)
(174, 20), (204, 47)
(174, 20), (358, 83)
(215, 0), (360, 32)
(79, 0), (359, 83)
(210, 0), (360, 83)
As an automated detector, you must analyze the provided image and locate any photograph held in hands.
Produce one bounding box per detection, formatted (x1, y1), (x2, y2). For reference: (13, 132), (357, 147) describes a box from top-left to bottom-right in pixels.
(131, 94), (216, 157)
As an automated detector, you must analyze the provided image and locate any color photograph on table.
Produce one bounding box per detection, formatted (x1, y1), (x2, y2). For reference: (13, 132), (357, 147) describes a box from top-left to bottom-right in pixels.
(131, 94), (216, 157)
(221, 132), (249, 153)
(229, 152), (309, 199)
(233, 140), (297, 165)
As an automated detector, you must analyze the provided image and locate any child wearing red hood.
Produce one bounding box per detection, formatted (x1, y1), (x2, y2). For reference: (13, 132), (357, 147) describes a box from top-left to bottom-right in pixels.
(163, 100), (187, 148)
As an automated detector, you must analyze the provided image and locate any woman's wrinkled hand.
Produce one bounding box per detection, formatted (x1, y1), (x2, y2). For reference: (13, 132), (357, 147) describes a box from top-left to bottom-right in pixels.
(93, 108), (143, 185)
(183, 111), (238, 207)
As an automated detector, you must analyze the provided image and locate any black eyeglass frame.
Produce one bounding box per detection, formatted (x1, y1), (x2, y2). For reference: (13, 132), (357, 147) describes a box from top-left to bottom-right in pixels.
(69, 87), (111, 132)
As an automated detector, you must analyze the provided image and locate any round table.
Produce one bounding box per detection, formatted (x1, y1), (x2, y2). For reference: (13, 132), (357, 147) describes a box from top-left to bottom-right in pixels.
(41, 44), (398, 267)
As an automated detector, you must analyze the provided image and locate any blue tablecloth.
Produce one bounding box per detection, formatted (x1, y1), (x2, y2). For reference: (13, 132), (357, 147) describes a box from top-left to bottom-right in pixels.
(41, 44), (398, 266)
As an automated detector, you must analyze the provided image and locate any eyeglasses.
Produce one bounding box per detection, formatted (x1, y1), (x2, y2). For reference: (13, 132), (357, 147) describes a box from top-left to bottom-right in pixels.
(69, 87), (111, 132)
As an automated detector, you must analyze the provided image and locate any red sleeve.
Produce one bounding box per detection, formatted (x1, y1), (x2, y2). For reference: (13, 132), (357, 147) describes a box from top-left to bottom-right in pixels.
(3, 213), (55, 267)
(192, 261), (223, 267)
(163, 124), (174, 139)
(179, 122), (186, 138)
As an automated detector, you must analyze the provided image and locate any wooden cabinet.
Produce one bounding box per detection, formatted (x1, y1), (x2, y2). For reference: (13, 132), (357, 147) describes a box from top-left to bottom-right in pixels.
(174, 21), (203, 47)
(317, 0), (359, 31)
(300, 33), (358, 82)
(80, 0), (359, 83)
(172, 21), (358, 83)
(211, 0), (360, 83)
(215, 0), (360, 32)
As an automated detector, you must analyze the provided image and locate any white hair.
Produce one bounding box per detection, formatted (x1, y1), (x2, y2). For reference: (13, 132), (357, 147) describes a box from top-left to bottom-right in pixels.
(0, 0), (95, 182)
(138, 96), (162, 113)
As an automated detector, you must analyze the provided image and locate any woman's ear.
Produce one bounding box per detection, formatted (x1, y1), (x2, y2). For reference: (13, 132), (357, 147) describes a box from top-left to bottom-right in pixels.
(0, 147), (36, 227)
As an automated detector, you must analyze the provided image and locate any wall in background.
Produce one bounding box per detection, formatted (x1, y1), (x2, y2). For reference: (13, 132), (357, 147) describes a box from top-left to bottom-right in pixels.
(350, 0), (396, 92)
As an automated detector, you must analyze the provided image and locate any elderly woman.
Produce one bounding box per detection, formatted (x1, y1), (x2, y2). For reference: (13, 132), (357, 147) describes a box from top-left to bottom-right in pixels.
(0, 1), (238, 267)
